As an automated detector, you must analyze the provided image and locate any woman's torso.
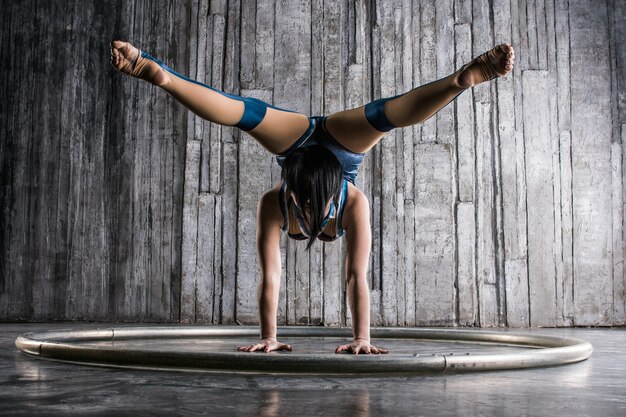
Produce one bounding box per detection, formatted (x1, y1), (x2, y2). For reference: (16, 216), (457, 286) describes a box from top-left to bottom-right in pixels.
(273, 115), (366, 241)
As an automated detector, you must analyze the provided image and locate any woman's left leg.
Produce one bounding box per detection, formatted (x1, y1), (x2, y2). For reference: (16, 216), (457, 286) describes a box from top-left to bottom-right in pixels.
(326, 44), (515, 154)
(110, 41), (311, 155)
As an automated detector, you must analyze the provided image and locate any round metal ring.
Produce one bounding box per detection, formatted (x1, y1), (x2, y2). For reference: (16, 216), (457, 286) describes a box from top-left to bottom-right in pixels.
(15, 326), (593, 375)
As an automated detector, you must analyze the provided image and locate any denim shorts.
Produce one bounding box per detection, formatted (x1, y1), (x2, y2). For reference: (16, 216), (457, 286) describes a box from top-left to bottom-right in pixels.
(275, 116), (365, 184)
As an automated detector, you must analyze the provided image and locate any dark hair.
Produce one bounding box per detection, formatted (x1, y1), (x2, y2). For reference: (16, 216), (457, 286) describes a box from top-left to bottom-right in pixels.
(281, 145), (343, 249)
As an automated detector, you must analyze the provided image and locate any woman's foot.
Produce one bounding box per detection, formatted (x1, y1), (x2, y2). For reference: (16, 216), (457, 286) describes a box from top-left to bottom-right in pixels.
(110, 40), (169, 87)
(455, 44), (515, 88)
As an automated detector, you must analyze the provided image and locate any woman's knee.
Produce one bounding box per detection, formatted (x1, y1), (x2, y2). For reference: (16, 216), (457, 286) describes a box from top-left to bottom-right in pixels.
(363, 95), (400, 132)
(235, 97), (268, 131)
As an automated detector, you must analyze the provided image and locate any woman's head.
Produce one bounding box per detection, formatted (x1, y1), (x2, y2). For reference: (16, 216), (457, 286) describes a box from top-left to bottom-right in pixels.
(281, 145), (343, 249)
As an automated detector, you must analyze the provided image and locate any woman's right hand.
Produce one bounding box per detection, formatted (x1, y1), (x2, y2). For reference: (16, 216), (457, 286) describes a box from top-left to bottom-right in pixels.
(237, 338), (292, 353)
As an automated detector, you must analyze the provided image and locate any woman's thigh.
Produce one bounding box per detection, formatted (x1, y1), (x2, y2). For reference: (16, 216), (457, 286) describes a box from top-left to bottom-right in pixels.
(248, 108), (312, 155)
(157, 59), (311, 155)
(324, 107), (387, 154)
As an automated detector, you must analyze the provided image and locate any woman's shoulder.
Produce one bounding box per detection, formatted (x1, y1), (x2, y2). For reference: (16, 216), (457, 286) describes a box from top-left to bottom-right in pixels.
(344, 182), (367, 208)
(262, 181), (284, 198)
(342, 182), (369, 226)
(258, 182), (285, 223)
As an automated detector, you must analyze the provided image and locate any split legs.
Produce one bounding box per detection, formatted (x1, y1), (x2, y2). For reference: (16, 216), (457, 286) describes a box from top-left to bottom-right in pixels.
(111, 41), (515, 156)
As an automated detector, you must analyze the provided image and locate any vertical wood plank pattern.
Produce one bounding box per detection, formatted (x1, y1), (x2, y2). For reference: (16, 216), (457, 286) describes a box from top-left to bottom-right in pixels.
(570, 0), (614, 326)
(400, 0), (416, 325)
(0, 0), (188, 322)
(419, 0), (436, 143)
(378, 0), (399, 326)
(612, 140), (624, 324)
(475, 102), (499, 326)
(456, 202), (477, 325)
(613, 125), (626, 324)
(181, 140), (201, 323)
(523, 70), (557, 326)
(435, 0), (455, 145)
(196, 194), (216, 322)
(414, 143), (456, 325)
(1, 1), (623, 328)
(219, 0), (242, 324)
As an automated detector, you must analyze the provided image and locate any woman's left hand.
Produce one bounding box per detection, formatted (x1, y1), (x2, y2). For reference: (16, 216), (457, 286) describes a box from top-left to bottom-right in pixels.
(335, 338), (389, 354)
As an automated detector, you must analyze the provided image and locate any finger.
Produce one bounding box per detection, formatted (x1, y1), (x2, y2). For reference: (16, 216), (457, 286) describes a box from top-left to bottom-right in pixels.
(237, 346), (249, 352)
(353, 346), (360, 355)
(363, 346), (371, 354)
(248, 343), (265, 352)
(335, 344), (350, 354)
(280, 344), (292, 352)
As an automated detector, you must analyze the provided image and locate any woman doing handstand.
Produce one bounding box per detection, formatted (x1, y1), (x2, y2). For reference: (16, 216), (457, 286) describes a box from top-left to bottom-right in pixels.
(110, 39), (514, 355)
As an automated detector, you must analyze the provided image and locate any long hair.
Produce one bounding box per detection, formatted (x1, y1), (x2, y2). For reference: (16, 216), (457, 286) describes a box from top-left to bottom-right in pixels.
(281, 145), (343, 250)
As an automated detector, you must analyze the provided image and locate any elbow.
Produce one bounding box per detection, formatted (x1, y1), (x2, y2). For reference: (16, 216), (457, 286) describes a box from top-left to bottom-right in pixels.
(260, 273), (280, 289)
(346, 270), (367, 285)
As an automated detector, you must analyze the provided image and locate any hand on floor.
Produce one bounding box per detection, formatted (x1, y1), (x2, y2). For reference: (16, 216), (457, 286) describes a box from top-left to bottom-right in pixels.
(335, 338), (389, 354)
(237, 338), (292, 353)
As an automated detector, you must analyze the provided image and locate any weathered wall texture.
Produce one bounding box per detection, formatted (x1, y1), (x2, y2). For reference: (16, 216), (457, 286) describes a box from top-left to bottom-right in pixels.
(1, 0), (624, 327)
(0, 0), (189, 322)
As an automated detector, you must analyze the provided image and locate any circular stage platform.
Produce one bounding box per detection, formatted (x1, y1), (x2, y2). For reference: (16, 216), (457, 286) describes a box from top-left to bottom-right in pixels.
(15, 326), (593, 375)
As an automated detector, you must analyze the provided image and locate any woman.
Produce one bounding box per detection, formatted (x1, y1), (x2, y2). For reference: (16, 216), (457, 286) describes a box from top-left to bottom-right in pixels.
(110, 39), (514, 354)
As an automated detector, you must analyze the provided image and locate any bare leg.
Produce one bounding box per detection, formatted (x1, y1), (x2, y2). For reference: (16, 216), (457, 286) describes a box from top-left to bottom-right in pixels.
(110, 41), (310, 155)
(326, 44), (515, 154)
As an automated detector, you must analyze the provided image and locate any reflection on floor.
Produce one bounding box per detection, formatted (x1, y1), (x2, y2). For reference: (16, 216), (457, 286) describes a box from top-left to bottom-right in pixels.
(1, 323), (625, 416)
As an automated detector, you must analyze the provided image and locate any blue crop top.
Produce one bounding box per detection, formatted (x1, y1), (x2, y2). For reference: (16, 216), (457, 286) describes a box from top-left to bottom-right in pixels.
(275, 116), (365, 184)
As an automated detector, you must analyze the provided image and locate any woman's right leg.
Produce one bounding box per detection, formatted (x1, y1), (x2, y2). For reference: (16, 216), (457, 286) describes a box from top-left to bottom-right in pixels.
(110, 41), (311, 155)
(325, 44), (515, 154)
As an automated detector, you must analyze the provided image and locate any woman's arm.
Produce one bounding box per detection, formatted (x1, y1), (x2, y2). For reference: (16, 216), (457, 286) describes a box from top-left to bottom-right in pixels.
(238, 187), (292, 353)
(335, 187), (388, 354)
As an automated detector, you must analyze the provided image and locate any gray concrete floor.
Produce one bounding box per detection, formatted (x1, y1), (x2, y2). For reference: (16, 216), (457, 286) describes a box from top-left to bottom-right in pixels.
(1, 323), (625, 416)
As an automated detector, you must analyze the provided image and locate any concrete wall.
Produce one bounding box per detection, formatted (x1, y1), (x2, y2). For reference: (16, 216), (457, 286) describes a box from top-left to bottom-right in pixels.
(1, 0), (624, 327)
